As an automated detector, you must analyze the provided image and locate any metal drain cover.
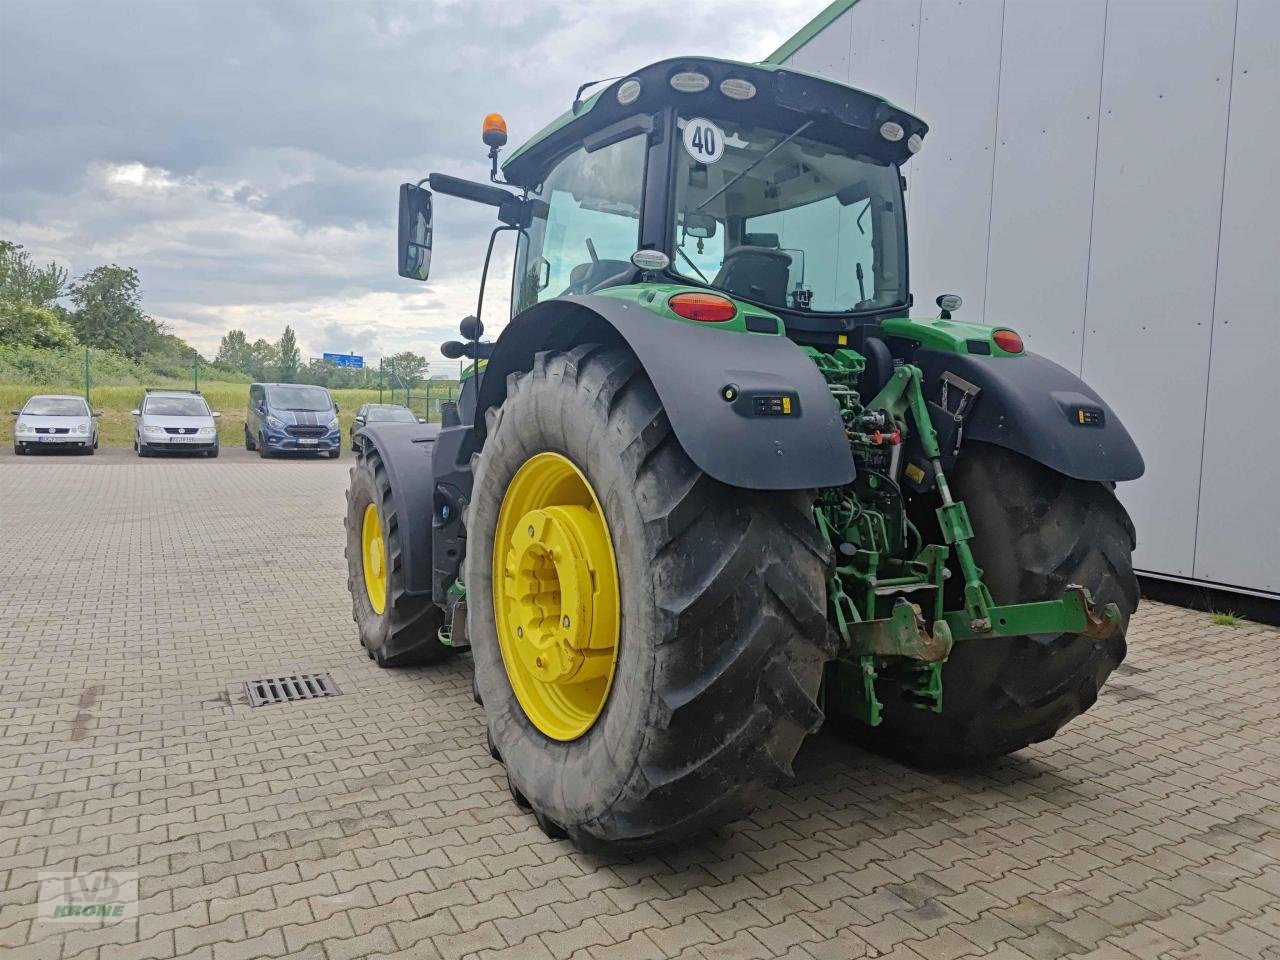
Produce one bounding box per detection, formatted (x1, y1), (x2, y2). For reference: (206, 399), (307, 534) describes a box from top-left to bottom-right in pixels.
(245, 673), (341, 707)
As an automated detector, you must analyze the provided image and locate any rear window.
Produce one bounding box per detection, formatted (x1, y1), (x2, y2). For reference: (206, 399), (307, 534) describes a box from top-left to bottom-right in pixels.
(366, 406), (416, 423)
(144, 395), (209, 417)
(23, 397), (88, 416)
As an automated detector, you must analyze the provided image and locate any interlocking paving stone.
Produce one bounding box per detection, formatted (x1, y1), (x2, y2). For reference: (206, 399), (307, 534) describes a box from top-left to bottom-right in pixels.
(2, 444), (1279, 960)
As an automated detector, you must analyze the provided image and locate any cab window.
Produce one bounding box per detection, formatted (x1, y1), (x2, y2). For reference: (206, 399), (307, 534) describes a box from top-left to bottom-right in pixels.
(515, 133), (647, 313)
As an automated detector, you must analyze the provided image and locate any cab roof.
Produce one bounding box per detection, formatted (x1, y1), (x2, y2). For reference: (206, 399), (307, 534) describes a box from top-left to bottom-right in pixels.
(501, 55), (926, 188)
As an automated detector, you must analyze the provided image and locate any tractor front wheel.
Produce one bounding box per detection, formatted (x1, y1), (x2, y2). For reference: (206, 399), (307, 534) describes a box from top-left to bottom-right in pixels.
(467, 346), (833, 853)
(861, 442), (1137, 766)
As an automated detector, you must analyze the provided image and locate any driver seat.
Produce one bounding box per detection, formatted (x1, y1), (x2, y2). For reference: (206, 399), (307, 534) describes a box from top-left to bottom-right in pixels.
(713, 245), (792, 306)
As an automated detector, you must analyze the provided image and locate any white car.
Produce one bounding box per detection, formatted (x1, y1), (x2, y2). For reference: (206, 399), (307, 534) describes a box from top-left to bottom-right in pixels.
(12, 394), (99, 455)
(132, 390), (221, 458)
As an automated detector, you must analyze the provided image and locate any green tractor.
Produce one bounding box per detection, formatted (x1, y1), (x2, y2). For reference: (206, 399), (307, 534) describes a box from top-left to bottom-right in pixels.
(346, 56), (1142, 852)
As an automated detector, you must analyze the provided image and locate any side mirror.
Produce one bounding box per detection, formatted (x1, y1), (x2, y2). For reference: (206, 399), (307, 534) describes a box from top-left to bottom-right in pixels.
(398, 183), (433, 281)
(10, 410), (20, 416)
(334, 402), (340, 413)
(130, 409), (141, 416)
(354, 416), (365, 424)
(211, 411), (221, 418)
(91, 411), (102, 418)
(683, 213), (717, 239)
(418, 417), (427, 424)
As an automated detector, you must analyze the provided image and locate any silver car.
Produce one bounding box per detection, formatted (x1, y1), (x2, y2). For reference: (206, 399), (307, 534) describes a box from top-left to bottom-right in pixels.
(132, 390), (221, 458)
(12, 394), (99, 455)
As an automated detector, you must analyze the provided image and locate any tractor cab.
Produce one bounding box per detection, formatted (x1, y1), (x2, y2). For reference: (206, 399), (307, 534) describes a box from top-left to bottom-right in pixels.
(400, 57), (927, 351)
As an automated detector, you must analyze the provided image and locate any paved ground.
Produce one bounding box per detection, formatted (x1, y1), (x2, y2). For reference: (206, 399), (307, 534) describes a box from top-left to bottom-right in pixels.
(2, 445), (1278, 960)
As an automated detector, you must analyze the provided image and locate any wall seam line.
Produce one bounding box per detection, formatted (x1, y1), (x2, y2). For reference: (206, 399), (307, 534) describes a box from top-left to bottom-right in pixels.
(1077, 0), (1110, 380)
(979, 0), (1008, 324)
(1190, 0), (1242, 580)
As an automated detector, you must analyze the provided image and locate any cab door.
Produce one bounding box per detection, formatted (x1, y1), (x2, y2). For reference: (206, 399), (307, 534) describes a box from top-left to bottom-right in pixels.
(512, 130), (650, 315)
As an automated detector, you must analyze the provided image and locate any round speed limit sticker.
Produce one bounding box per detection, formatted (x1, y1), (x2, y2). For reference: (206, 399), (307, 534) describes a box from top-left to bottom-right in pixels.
(682, 118), (724, 164)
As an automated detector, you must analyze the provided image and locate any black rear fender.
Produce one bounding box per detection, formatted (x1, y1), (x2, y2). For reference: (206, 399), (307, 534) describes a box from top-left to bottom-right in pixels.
(912, 348), (1144, 482)
(475, 295), (855, 490)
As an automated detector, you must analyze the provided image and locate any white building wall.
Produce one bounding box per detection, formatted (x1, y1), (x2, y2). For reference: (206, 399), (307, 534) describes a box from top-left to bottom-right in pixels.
(782, 0), (1279, 596)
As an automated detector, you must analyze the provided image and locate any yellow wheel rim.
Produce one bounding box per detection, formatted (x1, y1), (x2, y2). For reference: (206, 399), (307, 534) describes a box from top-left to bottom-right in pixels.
(362, 502), (388, 615)
(492, 452), (620, 741)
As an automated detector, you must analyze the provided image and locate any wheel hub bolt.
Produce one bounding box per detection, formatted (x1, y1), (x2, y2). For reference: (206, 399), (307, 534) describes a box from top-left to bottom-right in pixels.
(516, 626), (523, 638)
(528, 525), (535, 537)
(562, 616), (570, 628)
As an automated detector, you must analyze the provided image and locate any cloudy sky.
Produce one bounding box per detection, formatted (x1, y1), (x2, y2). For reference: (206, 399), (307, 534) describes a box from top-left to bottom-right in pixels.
(0, 0), (817, 370)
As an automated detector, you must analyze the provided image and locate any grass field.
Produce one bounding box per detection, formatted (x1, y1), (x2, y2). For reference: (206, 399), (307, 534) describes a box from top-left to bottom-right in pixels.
(2, 381), (459, 448)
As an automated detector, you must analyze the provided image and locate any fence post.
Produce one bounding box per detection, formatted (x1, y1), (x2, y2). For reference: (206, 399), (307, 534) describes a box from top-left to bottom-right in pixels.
(378, 358), (383, 403)
(193, 354), (200, 392)
(84, 347), (90, 405)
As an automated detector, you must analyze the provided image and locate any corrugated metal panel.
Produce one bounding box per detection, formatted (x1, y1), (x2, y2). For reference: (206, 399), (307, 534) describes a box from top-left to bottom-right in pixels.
(907, 0), (1005, 321)
(785, 7), (854, 83)
(982, 0), (1107, 366)
(1192, 0), (1280, 593)
(782, 0), (1276, 596)
(846, 0), (923, 114)
(1081, 0), (1236, 578)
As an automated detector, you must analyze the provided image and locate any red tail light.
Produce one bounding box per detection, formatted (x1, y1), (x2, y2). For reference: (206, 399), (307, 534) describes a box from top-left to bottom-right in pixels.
(993, 329), (1024, 354)
(669, 292), (736, 323)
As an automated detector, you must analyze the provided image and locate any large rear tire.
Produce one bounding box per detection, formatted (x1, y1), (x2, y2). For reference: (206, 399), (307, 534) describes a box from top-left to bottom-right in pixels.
(859, 442), (1137, 766)
(467, 345), (833, 853)
(344, 445), (452, 667)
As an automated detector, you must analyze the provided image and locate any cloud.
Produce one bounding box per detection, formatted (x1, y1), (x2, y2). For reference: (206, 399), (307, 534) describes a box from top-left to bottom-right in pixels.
(0, 0), (819, 366)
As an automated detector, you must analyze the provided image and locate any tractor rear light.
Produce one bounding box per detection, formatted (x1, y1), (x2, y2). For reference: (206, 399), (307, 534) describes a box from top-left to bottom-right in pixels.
(670, 71), (710, 93)
(993, 329), (1024, 354)
(669, 292), (736, 323)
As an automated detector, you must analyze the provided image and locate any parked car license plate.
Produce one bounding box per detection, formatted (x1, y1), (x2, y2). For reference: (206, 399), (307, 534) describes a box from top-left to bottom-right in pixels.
(298, 438), (318, 445)
(171, 437), (200, 443)
(38, 436), (74, 443)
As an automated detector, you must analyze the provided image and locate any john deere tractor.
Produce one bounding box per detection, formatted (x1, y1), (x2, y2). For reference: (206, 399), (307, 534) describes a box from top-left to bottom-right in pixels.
(346, 56), (1142, 852)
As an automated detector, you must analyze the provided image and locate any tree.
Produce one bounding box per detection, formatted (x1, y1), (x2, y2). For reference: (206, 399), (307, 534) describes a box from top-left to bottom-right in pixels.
(0, 240), (68, 308)
(215, 329), (253, 373)
(69, 264), (163, 360)
(0, 241), (77, 349)
(246, 339), (279, 380)
(385, 350), (428, 387)
(0, 301), (78, 349)
(276, 325), (300, 383)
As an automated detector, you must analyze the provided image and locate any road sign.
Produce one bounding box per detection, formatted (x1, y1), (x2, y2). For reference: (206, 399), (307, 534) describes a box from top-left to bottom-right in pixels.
(323, 352), (364, 369)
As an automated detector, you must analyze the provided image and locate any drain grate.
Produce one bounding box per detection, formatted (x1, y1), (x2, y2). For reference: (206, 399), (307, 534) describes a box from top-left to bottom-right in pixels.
(245, 673), (341, 707)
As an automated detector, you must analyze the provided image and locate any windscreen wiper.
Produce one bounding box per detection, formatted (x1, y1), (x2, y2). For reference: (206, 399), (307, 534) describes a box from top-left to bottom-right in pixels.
(675, 246), (709, 282)
(696, 120), (814, 212)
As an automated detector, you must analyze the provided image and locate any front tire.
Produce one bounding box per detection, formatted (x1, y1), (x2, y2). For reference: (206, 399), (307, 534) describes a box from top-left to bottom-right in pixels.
(344, 445), (452, 667)
(861, 442), (1137, 766)
(245, 428), (257, 451)
(467, 346), (833, 853)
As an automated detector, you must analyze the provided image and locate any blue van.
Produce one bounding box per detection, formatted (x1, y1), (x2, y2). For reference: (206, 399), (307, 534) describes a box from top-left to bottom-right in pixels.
(245, 382), (341, 458)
